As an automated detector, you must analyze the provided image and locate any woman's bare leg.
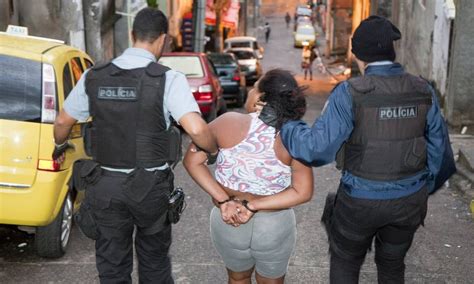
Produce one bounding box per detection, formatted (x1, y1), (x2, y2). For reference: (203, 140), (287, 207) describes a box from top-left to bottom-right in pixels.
(227, 267), (254, 284)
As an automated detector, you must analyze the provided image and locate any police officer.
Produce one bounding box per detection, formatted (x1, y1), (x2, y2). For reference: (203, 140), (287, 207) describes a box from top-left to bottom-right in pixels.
(278, 16), (455, 283)
(52, 8), (218, 283)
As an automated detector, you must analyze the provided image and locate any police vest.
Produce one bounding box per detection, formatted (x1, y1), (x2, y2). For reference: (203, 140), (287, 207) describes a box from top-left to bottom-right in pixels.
(84, 62), (173, 168)
(337, 74), (433, 181)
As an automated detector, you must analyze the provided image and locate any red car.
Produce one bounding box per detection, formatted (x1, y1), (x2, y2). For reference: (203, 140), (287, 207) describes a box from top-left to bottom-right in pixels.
(159, 52), (225, 122)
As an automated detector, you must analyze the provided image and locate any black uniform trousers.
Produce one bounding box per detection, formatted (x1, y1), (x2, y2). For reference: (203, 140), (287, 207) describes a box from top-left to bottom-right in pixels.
(86, 168), (174, 284)
(328, 183), (428, 284)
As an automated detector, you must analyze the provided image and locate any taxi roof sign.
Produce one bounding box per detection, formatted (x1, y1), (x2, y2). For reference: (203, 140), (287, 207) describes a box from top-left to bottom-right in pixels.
(6, 25), (28, 36)
(1, 25), (64, 44)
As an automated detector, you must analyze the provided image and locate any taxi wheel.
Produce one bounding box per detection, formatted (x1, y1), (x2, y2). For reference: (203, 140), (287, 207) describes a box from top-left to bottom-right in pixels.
(35, 192), (74, 258)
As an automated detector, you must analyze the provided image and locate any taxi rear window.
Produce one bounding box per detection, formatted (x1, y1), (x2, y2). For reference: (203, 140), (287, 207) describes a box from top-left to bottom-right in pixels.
(0, 55), (42, 122)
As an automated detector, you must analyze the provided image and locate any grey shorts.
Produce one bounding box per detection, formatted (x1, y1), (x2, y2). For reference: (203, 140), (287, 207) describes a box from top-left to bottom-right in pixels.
(210, 207), (296, 279)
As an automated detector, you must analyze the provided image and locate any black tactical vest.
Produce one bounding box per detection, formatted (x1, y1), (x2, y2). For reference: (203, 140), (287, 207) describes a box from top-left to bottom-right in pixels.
(85, 62), (172, 168)
(337, 74), (433, 181)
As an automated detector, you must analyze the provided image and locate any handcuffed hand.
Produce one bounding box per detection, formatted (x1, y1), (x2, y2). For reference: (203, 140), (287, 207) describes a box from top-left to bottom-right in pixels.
(220, 200), (242, 227)
(220, 199), (257, 226)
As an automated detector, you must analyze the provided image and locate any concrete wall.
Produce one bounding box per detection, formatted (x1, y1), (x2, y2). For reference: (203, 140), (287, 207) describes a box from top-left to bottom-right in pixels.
(1, 0), (119, 62)
(431, 0), (455, 100)
(0, 0), (86, 51)
(370, 0), (392, 18)
(446, 0), (474, 127)
(395, 0), (436, 79)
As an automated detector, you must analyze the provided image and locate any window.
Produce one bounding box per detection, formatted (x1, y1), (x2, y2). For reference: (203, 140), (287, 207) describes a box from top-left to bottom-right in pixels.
(71, 57), (84, 84)
(207, 53), (237, 66)
(62, 63), (73, 98)
(159, 56), (204, 78)
(85, 59), (93, 69)
(230, 51), (256, 60)
(0, 55), (41, 122)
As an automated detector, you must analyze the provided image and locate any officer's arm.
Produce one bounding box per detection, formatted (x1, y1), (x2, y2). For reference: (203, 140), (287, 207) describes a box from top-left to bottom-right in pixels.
(54, 69), (91, 144)
(54, 110), (77, 145)
(179, 113), (218, 154)
(280, 82), (354, 166)
(425, 89), (454, 192)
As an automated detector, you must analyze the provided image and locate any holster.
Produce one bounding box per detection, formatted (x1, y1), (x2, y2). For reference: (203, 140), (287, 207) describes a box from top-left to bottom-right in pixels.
(321, 192), (337, 241)
(167, 187), (186, 224)
(68, 159), (102, 192)
(71, 159), (102, 240)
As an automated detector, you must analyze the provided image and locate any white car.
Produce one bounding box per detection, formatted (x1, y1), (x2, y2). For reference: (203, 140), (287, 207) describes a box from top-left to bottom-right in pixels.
(224, 36), (264, 60)
(226, 48), (263, 85)
(294, 24), (316, 47)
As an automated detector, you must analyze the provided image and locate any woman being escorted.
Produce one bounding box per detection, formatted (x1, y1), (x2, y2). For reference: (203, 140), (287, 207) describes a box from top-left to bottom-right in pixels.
(184, 69), (314, 284)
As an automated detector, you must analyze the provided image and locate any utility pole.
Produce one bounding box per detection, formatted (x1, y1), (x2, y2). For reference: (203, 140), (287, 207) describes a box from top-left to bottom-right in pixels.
(192, 0), (206, 52)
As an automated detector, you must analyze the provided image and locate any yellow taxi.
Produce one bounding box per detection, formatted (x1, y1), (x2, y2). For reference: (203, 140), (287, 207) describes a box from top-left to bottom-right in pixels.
(0, 26), (92, 258)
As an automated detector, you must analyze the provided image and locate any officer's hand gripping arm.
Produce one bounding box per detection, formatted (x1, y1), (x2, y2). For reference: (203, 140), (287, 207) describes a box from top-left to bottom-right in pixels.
(179, 112), (219, 162)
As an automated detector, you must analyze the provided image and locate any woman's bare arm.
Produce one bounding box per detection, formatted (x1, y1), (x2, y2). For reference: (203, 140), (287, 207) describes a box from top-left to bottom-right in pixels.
(245, 158), (314, 211)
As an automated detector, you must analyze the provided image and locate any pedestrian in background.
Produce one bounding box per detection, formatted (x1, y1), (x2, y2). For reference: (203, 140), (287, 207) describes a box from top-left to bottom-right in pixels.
(301, 44), (313, 80)
(52, 7), (218, 283)
(184, 69), (313, 284)
(264, 22), (271, 43)
(279, 15), (455, 283)
(285, 12), (291, 29)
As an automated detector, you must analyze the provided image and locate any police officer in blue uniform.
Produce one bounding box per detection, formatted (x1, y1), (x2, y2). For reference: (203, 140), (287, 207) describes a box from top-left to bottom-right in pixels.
(52, 8), (218, 283)
(279, 16), (455, 283)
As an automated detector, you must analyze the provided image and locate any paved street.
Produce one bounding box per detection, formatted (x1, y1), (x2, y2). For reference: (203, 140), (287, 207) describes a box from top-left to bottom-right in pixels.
(1, 15), (474, 284)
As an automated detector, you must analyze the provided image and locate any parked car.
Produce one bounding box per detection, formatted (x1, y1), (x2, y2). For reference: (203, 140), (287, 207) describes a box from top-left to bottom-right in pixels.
(159, 52), (225, 122)
(226, 48), (263, 86)
(0, 25), (92, 258)
(207, 52), (247, 107)
(224, 36), (264, 60)
(294, 24), (316, 47)
(296, 5), (312, 18)
(294, 15), (312, 32)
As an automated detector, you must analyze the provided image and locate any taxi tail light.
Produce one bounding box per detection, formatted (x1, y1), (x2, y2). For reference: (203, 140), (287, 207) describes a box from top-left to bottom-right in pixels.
(194, 84), (213, 101)
(38, 159), (61, 172)
(41, 64), (57, 123)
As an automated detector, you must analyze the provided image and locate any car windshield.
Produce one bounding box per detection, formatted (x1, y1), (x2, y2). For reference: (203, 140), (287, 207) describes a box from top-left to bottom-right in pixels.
(229, 41), (252, 48)
(208, 54), (237, 66)
(230, 51), (255, 60)
(297, 27), (314, 35)
(159, 56), (204, 78)
(0, 55), (42, 122)
(298, 17), (311, 23)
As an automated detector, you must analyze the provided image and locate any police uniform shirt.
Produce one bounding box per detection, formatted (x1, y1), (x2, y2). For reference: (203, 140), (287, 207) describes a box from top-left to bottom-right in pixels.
(63, 48), (200, 172)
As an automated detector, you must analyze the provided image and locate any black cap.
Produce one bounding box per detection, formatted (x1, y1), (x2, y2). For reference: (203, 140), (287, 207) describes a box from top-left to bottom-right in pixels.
(351, 15), (401, 63)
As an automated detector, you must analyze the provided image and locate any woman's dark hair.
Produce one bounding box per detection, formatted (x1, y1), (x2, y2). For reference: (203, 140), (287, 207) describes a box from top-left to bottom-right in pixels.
(132, 8), (168, 43)
(258, 69), (306, 131)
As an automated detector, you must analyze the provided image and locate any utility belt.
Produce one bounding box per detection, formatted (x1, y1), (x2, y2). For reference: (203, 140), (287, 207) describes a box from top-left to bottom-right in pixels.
(71, 159), (186, 240)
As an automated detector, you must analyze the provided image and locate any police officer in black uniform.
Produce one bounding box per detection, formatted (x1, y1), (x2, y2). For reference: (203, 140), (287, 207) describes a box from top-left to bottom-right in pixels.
(279, 16), (455, 283)
(53, 8), (218, 283)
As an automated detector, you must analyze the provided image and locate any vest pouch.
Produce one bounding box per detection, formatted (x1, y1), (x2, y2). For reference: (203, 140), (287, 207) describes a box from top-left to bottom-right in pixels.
(82, 122), (96, 158)
(167, 125), (182, 168)
(357, 138), (426, 180)
(404, 136), (427, 171)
